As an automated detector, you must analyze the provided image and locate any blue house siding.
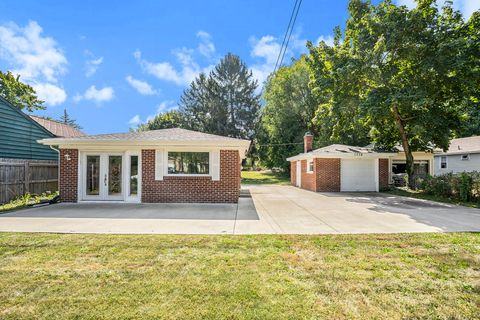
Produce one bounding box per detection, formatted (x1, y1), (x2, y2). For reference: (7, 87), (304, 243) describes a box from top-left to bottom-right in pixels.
(0, 96), (58, 160)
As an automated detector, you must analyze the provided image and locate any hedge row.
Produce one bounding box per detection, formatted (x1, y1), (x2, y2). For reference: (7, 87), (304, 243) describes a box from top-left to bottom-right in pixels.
(420, 172), (480, 202)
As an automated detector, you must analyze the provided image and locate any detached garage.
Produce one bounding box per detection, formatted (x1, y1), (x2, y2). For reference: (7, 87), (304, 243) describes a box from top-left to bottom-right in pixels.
(287, 133), (393, 192)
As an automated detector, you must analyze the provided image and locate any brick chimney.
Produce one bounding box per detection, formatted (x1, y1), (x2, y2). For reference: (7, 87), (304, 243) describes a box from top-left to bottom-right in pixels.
(304, 132), (313, 153)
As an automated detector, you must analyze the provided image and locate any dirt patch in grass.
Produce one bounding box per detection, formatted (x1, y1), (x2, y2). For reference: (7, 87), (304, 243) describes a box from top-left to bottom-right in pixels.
(0, 233), (479, 319)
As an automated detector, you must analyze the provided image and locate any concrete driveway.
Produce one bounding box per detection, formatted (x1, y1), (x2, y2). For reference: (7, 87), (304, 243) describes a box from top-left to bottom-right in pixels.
(0, 185), (479, 234)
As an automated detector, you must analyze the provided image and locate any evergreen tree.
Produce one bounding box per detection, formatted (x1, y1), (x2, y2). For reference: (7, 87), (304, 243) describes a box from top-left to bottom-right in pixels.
(179, 53), (260, 139)
(59, 109), (82, 129)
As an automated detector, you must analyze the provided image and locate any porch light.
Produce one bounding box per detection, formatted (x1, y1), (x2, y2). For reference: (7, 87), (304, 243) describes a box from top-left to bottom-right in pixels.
(64, 153), (71, 161)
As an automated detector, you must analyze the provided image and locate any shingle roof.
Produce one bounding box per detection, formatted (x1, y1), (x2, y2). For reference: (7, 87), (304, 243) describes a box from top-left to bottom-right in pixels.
(39, 128), (250, 145)
(30, 116), (85, 138)
(311, 144), (376, 155)
(445, 136), (480, 154)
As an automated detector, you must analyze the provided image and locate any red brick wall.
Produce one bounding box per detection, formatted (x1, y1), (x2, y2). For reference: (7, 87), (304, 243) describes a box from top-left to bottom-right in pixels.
(315, 158), (341, 192)
(379, 158), (389, 190)
(59, 149), (78, 202)
(301, 159), (316, 191)
(290, 161), (296, 186)
(141, 149), (241, 203)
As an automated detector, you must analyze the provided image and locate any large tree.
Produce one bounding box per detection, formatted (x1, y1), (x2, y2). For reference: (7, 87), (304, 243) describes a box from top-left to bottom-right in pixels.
(0, 71), (44, 112)
(308, 0), (479, 188)
(179, 53), (260, 139)
(256, 57), (319, 172)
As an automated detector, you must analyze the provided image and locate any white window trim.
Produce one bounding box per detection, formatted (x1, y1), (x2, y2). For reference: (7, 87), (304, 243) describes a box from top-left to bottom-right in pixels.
(155, 148), (220, 181)
(306, 159), (314, 174)
(440, 156), (448, 169)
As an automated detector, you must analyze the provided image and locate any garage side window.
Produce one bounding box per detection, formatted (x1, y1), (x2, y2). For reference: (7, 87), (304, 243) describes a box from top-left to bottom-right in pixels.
(307, 159), (314, 173)
(167, 152), (209, 174)
(440, 156), (447, 169)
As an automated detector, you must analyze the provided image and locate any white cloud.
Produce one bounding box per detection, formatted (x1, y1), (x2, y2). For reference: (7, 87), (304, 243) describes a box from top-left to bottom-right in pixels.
(249, 35), (282, 85)
(0, 20), (68, 106)
(74, 85), (114, 104)
(134, 31), (216, 86)
(128, 114), (141, 126)
(316, 35), (334, 47)
(197, 31), (215, 57)
(32, 83), (67, 106)
(85, 50), (103, 77)
(396, 0), (480, 18)
(126, 75), (157, 95)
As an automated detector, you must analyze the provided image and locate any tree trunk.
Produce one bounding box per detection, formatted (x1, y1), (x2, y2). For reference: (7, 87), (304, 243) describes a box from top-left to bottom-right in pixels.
(392, 105), (416, 189)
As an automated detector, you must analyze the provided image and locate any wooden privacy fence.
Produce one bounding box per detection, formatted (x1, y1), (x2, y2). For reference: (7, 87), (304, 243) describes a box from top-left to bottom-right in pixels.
(0, 158), (58, 204)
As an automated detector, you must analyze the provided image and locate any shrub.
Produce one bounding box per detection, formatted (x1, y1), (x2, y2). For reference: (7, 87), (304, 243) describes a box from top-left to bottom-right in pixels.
(420, 172), (480, 202)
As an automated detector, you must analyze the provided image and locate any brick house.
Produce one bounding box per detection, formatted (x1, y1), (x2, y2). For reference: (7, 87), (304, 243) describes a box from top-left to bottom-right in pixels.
(287, 133), (397, 192)
(39, 128), (250, 203)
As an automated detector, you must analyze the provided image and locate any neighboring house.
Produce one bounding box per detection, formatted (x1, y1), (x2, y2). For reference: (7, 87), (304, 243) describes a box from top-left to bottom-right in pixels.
(287, 133), (434, 192)
(0, 96), (57, 160)
(0, 96), (85, 160)
(0, 96), (84, 203)
(434, 136), (480, 175)
(38, 128), (250, 203)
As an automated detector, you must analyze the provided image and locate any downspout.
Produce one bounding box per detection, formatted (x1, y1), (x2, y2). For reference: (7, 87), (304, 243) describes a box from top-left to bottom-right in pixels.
(49, 145), (60, 195)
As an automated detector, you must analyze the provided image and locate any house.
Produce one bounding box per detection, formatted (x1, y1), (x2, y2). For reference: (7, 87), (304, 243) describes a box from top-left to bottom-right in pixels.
(0, 96), (85, 160)
(38, 128), (250, 203)
(0, 96), (86, 203)
(287, 133), (434, 192)
(0, 95), (58, 160)
(434, 136), (480, 175)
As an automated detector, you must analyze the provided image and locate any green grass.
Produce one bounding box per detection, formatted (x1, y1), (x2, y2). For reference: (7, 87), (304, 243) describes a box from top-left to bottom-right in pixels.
(1, 233), (479, 319)
(386, 187), (480, 209)
(0, 192), (58, 213)
(241, 170), (290, 185)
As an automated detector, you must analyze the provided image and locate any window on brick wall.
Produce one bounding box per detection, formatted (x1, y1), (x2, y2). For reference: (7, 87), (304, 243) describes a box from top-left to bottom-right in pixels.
(168, 152), (209, 174)
(307, 159), (314, 173)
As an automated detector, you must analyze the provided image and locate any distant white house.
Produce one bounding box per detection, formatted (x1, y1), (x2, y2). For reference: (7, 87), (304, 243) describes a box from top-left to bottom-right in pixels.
(434, 136), (480, 175)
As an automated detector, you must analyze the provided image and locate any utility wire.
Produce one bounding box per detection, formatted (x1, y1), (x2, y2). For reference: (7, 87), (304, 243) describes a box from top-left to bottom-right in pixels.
(273, 0), (299, 74)
(273, 0), (303, 74)
(257, 142), (303, 147)
(279, 0), (302, 69)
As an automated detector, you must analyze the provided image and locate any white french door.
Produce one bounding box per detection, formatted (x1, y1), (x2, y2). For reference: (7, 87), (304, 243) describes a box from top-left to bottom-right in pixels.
(83, 153), (124, 201)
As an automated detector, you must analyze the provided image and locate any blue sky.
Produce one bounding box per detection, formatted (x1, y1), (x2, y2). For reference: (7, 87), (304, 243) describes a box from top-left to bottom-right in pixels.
(0, 0), (478, 134)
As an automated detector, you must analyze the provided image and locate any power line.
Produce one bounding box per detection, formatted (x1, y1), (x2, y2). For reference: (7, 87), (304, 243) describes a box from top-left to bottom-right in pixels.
(257, 142), (303, 147)
(273, 0), (299, 74)
(273, 0), (303, 74)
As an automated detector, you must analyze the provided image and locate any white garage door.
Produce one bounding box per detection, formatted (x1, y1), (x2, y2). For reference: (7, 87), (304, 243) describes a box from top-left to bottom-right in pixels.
(341, 159), (377, 192)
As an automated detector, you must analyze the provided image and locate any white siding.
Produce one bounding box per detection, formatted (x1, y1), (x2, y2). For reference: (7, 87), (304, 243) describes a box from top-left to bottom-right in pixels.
(434, 153), (480, 175)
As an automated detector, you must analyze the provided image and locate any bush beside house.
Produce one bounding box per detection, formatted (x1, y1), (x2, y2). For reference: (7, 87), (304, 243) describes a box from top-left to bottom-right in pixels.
(420, 172), (480, 203)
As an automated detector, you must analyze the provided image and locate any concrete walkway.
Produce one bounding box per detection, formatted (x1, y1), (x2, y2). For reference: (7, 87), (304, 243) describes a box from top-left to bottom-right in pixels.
(0, 185), (479, 234)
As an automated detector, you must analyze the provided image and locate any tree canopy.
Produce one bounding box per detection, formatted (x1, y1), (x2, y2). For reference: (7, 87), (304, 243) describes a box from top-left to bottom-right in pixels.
(256, 57), (318, 171)
(305, 0), (479, 187)
(59, 109), (82, 130)
(0, 71), (44, 112)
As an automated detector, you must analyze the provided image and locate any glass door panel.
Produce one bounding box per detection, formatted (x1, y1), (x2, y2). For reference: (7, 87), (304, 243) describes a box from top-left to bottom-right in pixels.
(86, 155), (100, 196)
(108, 155), (122, 196)
(129, 155), (138, 196)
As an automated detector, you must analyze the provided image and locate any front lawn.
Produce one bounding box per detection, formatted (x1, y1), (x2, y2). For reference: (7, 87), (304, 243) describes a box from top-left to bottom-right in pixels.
(241, 170), (290, 185)
(0, 233), (479, 319)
